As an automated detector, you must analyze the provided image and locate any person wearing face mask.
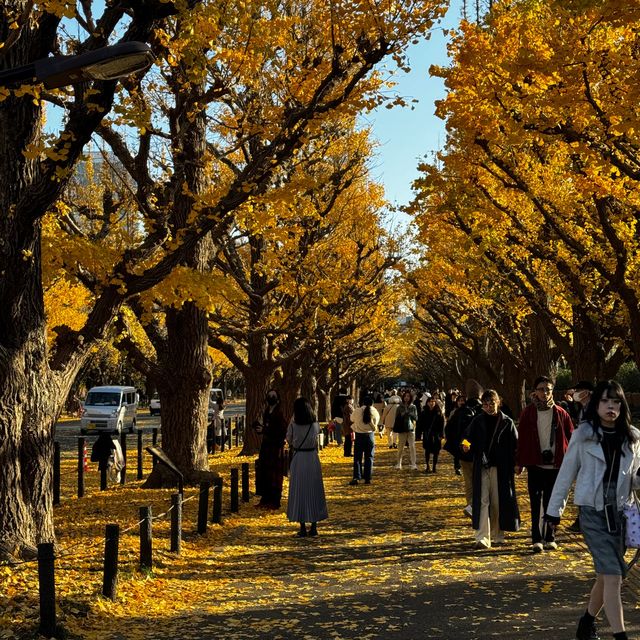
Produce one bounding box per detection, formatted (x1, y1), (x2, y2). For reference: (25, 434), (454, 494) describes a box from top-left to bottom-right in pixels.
(572, 380), (595, 425)
(255, 389), (288, 509)
(463, 389), (520, 550)
(545, 381), (640, 640)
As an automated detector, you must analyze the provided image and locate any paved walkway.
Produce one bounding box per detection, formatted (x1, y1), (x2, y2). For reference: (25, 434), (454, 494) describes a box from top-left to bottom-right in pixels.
(62, 442), (640, 639)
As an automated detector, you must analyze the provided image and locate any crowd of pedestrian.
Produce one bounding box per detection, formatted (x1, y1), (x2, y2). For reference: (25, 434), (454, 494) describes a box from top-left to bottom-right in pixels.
(248, 376), (640, 640)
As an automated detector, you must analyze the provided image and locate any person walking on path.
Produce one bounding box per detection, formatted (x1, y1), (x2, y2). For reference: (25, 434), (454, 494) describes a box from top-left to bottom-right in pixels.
(545, 380), (640, 640)
(463, 389), (520, 549)
(444, 379), (483, 517)
(255, 389), (288, 509)
(349, 396), (379, 485)
(515, 375), (574, 553)
(286, 397), (328, 537)
(373, 393), (386, 438)
(330, 387), (348, 447)
(342, 395), (355, 457)
(416, 396), (445, 474)
(393, 390), (418, 470)
(382, 390), (401, 448)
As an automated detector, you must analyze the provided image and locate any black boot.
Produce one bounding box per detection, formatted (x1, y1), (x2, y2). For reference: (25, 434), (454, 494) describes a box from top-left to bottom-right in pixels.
(308, 522), (318, 537)
(297, 522), (307, 537)
(576, 612), (599, 640)
(613, 632), (628, 640)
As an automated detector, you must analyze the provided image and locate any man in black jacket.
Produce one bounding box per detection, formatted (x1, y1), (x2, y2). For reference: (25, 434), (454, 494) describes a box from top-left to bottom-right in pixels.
(444, 379), (483, 517)
(330, 387), (348, 447)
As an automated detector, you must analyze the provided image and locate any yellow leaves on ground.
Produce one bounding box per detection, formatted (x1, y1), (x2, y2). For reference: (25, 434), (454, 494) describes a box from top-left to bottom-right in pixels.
(4, 439), (601, 639)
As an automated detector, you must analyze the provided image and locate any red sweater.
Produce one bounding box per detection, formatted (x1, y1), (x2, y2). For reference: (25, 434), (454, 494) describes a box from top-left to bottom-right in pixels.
(516, 403), (574, 468)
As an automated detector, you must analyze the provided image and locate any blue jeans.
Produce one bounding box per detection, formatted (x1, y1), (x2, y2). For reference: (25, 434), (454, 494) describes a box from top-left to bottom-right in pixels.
(334, 422), (343, 445)
(353, 432), (375, 481)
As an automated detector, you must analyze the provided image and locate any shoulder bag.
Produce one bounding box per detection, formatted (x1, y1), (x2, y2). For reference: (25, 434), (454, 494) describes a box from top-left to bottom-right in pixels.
(624, 490), (640, 549)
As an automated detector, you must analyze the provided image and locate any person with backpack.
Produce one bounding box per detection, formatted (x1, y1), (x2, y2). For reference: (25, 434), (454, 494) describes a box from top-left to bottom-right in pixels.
(349, 396), (380, 485)
(393, 390), (419, 470)
(444, 379), (483, 517)
(381, 389), (401, 448)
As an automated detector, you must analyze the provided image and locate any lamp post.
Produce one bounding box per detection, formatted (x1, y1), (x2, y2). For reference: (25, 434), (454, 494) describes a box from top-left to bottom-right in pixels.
(0, 42), (154, 89)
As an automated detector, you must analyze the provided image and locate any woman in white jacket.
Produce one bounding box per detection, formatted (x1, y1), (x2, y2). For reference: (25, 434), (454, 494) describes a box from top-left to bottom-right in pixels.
(545, 380), (640, 640)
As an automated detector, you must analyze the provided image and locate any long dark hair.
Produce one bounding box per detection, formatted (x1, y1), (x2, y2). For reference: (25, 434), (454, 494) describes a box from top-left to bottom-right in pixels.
(583, 380), (635, 446)
(362, 396), (373, 424)
(293, 397), (315, 425)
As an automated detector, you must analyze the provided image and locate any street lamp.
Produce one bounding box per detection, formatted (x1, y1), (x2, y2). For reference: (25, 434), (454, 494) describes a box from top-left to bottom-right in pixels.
(0, 42), (155, 89)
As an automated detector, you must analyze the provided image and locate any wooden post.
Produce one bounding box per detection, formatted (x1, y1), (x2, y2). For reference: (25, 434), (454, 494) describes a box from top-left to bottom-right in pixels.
(119, 432), (127, 485)
(241, 462), (250, 502)
(102, 524), (119, 600)
(152, 428), (158, 466)
(139, 506), (153, 571)
(254, 459), (259, 495)
(77, 437), (85, 498)
(212, 478), (223, 524)
(197, 482), (210, 534)
(230, 468), (239, 513)
(137, 430), (143, 480)
(37, 542), (56, 637)
(53, 442), (60, 506)
(170, 493), (182, 554)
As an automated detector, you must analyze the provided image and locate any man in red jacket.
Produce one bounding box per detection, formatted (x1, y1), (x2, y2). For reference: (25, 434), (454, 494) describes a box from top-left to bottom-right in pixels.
(515, 375), (574, 553)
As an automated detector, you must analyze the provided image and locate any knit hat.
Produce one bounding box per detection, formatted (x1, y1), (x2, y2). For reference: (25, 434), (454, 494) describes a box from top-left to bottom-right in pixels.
(465, 379), (483, 399)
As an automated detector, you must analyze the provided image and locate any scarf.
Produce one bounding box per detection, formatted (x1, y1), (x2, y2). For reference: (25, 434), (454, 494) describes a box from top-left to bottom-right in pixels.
(533, 396), (554, 411)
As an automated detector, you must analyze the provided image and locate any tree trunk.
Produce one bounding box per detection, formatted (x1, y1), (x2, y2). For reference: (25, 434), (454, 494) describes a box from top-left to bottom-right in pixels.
(301, 369), (318, 418)
(0, 53), (67, 558)
(527, 313), (558, 384)
(239, 334), (275, 455)
(499, 359), (526, 417)
(279, 359), (303, 422)
(143, 75), (215, 487)
(143, 302), (212, 487)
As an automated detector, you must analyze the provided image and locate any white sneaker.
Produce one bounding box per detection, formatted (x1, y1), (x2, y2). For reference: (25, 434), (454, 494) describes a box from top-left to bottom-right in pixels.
(474, 540), (490, 550)
(543, 541), (558, 551)
(394, 463), (402, 469)
(410, 465), (418, 470)
(531, 542), (544, 553)
(463, 505), (473, 518)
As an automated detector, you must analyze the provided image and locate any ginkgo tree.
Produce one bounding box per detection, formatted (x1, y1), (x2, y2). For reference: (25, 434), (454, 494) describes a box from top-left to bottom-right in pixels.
(0, 0), (448, 557)
(408, 0), (640, 403)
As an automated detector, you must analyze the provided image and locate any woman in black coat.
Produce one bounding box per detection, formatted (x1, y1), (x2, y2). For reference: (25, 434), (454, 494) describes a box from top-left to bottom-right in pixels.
(463, 389), (520, 549)
(416, 397), (445, 473)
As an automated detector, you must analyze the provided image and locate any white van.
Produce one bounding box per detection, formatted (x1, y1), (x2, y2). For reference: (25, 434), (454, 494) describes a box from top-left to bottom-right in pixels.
(80, 385), (138, 435)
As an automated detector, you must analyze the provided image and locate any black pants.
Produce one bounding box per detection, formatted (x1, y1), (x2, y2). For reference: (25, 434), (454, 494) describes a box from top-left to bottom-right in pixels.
(344, 435), (352, 457)
(527, 466), (559, 543)
(424, 450), (439, 470)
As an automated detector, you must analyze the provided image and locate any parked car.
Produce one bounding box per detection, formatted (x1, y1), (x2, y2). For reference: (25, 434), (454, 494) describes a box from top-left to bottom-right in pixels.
(80, 385), (138, 435)
(149, 393), (161, 416)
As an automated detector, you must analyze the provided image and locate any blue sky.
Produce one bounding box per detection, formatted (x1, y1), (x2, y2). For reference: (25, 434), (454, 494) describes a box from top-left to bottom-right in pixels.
(365, 1), (463, 214)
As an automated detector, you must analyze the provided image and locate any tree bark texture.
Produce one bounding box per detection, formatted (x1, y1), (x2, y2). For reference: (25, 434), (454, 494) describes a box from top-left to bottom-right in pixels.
(144, 303), (212, 487)
(239, 336), (274, 455)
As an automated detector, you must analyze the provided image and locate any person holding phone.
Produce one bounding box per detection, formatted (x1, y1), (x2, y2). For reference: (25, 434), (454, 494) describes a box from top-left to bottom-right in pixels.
(545, 380), (640, 640)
